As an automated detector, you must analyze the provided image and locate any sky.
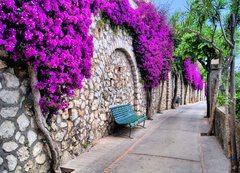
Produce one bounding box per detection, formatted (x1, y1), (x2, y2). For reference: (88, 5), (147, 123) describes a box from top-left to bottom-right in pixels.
(153, 0), (188, 16)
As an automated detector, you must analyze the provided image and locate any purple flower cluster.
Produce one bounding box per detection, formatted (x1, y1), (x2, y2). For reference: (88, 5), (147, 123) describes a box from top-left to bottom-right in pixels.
(0, 0), (173, 114)
(183, 58), (204, 90)
(0, 0), (99, 114)
(102, 0), (173, 88)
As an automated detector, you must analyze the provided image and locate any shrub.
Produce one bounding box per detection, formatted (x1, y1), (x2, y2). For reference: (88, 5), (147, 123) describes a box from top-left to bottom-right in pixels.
(217, 92), (226, 107)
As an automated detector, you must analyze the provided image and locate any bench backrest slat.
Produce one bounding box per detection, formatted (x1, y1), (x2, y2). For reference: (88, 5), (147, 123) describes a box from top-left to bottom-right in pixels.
(110, 104), (137, 122)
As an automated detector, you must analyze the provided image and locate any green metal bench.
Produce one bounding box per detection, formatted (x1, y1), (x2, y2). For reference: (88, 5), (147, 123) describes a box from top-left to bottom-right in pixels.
(110, 103), (147, 138)
(175, 96), (182, 107)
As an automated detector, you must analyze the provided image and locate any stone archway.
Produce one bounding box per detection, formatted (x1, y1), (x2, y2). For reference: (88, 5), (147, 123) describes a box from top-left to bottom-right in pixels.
(115, 48), (141, 111)
(102, 49), (138, 108)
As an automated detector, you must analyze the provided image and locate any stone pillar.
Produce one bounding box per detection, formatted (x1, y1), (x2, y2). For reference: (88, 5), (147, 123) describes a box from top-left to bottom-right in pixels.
(181, 77), (185, 105)
(210, 63), (219, 99)
(161, 80), (167, 111)
(166, 72), (173, 109)
(185, 84), (189, 104)
(177, 77), (181, 99)
(151, 85), (161, 115)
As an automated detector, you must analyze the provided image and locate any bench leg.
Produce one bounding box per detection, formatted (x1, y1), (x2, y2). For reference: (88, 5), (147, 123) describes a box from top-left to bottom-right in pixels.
(137, 121), (146, 128)
(114, 124), (120, 135)
(129, 127), (133, 139)
(116, 125), (120, 135)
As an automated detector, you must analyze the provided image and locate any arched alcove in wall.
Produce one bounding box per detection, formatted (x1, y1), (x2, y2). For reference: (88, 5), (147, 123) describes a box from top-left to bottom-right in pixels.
(103, 48), (140, 111)
(115, 48), (140, 110)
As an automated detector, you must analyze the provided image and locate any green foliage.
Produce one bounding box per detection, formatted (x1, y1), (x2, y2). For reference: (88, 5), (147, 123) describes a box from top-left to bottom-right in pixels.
(217, 92), (226, 106)
(186, 0), (227, 27)
(170, 12), (186, 76)
(170, 11), (186, 47)
(96, 19), (106, 29)
(217, 91), (240, 119)
(183, 0), (231, 57)
(236, 31), (240, 58)
(199, 63), (207, 80)
(82, 142), (89, 149)
(24, 141), (29, 147)
(236, 72), (240, 119)
(236, 91), (240, 119)
(111, 25), (120, 35)
(170, 56), (184, 76)
(173, 0), (240, 119)
(236, 72), (240, 91)
(175, 33), (206, 60)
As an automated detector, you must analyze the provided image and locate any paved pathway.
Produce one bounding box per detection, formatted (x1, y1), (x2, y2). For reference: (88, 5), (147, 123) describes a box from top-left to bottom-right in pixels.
(61, 101), (229, 173)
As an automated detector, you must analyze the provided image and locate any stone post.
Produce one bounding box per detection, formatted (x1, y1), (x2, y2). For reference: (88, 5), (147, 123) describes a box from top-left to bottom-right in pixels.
(210, 60), (220, 99)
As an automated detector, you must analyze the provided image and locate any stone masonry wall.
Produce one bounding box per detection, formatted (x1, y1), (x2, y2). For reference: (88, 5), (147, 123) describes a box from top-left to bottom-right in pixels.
(0, 13), (205, 173)
(160, 80), (167, 111)
(151, 85), (161, 115)
(214, 108), (240, 159)
(177, 77), (183, 106)
(150, 73), (204, 116)
(0, 62), (50, 173)
(167, 73), (173, 109)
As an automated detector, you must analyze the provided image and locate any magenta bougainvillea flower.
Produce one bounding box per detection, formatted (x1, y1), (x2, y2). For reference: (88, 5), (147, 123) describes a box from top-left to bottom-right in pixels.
(0, 0), (96, 114)
(0, 0), (173, 114)
(183, 58), (204, 90)
(102, 0), (173, 88)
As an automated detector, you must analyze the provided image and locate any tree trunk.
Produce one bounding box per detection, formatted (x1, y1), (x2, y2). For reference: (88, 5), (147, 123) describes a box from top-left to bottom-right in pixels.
(158, 79), (165, 113)
(28, 66), (59, 173)
(229, 55), (238, 173)
(189, 85), (191, 103)
(190, 86), (192, 103)
(181, 76), (183, 105)
(206, 57), (212, 118)
(184, 84), (188, 105)
(229, 14), (238, 172)
(146, 87), (153, 119)
(225, 64), (232, 173)
(207, 57), (222, 135)
(171, 74), (178, 109)
(198, 90), (200, 101)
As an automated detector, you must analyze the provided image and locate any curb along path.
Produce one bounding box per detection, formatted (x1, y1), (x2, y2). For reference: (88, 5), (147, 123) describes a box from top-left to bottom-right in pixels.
(61, 102), (228, 173)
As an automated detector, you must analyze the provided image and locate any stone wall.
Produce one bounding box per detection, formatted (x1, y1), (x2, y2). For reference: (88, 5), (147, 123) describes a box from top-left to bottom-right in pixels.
(0, 14), (205, 173)
(160, 80), (167, 111)
(151, 85), (161, 115)
(150, 73), (204, 116)
(166, 73), (173, 109)
(0, 63), (50, 173)
(214, 107), (240, 159)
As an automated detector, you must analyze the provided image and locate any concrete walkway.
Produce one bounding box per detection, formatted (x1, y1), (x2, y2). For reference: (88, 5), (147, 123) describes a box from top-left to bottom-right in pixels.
(61, 101), (229, 173)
